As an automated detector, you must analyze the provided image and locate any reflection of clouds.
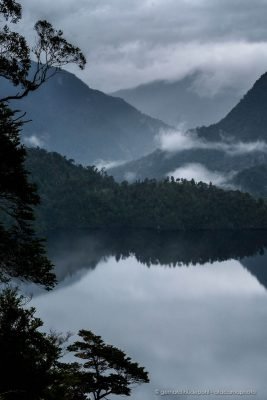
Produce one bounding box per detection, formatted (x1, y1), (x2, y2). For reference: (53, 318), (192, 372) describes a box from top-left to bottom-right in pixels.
(33, 256), (267, 400)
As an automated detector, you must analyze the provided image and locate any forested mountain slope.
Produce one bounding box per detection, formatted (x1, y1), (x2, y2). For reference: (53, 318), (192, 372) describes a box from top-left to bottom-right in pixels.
(25, 148), (267, 232)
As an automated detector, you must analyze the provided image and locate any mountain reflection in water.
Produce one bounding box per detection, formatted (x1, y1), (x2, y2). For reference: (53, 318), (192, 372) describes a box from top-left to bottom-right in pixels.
(45, 229), (267, 290)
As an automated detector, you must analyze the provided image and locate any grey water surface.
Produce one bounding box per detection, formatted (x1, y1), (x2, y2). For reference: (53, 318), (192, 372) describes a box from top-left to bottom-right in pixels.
(31, 230), (267, 400)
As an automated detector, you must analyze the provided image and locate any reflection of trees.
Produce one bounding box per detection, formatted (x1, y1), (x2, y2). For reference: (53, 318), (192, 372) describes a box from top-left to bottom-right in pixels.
(47, 230), (267, 289)
(109, 230), (267, 267)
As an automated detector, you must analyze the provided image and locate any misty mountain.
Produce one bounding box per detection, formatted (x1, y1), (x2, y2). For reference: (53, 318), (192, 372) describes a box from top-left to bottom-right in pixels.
(232, 164), (267, 197)
(2, 66), (170, 165)
(111, 72), (241, 128)
(197, 71), (267, 142)
(110, 71), (267, 184)
(110, 148), (267, 182)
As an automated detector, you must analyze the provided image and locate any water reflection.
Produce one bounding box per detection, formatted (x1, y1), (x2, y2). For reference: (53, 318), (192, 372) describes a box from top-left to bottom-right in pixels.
(46, 229), (267, 290)
(31, 230), (267, 400)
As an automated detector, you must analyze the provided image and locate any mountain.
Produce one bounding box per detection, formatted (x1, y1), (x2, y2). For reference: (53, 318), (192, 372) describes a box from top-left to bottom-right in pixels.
(2, 66), (170, 165)
(111, 72), (241, 128)
(197, 71), (267, 142)
(232, 164), (267, 197)
(110, 72), (267, 183)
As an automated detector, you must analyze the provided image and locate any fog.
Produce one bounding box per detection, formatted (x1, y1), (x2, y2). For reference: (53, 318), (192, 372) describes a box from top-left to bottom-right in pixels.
(23, 134), (43, 147)
(167, 163), (234, 186)
(95, 159), (126, 171)
(158, 129), (267, 155)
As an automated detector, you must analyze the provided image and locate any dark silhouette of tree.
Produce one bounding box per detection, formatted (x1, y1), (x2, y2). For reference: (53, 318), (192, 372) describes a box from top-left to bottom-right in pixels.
(0, 105), (55, 287)
(0, 0), (86, 287)
(0, 288), (62, 400)
(68, 330), (149, 400)
(0, 289), (149, 400)
(0, 5), (149, 400)
(0, 0), (86, 102)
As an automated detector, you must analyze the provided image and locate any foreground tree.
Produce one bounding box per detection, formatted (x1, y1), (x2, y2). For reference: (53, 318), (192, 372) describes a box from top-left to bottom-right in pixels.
(0, 3), (149, 399)
(0, 0), (85, 286)
(68, 330), (149, 400)
(0, 288), (61, 400)
(0, 289), (149, 400)
(0, 0), (86, 102)
(0, 105), (55, 287)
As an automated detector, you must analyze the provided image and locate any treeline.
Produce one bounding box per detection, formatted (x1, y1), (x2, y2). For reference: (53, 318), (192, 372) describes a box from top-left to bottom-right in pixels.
(26, 148), (267, 231)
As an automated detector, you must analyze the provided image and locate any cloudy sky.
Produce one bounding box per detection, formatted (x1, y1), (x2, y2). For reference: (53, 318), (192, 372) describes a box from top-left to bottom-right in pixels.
(20, 0), (267, 93)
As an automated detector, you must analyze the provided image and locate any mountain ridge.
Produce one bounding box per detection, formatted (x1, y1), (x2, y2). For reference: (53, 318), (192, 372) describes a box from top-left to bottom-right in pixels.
(2, 65), (171, 165)
(110, 71), (267, 183)
(111, 72), (241, 128)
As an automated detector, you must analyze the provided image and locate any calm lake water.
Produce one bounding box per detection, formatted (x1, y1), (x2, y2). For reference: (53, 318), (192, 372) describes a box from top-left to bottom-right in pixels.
(30, 230), (267, 400)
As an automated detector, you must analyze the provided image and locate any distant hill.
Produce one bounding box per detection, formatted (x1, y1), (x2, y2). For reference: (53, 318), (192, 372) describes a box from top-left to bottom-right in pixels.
(111, 72), (241, 128)
(2, 65), (170, 165)
(110, 72), (267, 183)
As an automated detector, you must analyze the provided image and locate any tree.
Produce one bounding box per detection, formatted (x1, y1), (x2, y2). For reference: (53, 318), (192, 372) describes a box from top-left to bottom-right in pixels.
(0, 289), (149, 400)
(0, 104), (55, 287)
(68, 330), (149, 400)
(0, 0), (86, 287)
(0, 4), (149, 399)
(0, 288), (62, 400)
(0, 0), (86, 102)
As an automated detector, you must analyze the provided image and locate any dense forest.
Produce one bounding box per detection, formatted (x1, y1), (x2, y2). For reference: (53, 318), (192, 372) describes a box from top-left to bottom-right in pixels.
(26, 147), (267, 231)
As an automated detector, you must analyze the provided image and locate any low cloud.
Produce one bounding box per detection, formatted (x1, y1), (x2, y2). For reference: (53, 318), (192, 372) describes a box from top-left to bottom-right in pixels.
(158, 129), (267, 155)
(23, 135), (44, 148)
(19, 1), (267, 93)
(167, 163), (235, 186)
(95, 159), (126, 170)
(124, 172), (137, 182)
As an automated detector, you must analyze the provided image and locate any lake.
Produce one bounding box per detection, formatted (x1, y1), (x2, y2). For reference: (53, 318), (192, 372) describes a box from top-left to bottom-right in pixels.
(30, 230), (267, 400)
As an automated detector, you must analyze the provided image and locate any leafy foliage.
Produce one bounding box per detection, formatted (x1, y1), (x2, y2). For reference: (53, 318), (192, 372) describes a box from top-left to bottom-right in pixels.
(0, 0), (21, 22)
(0, 0), (86, 286)
(0, 288), (149, 400)
(0, 0), (85, 102)
(26, 148), (267, 231)
(0, 288), (61, 400)
(0, 105), (55, 287)
(68, 330), (149, 400)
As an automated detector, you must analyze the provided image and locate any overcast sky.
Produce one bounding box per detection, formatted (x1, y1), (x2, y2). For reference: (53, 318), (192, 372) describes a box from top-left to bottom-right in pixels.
(20, 0), (267, 94)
